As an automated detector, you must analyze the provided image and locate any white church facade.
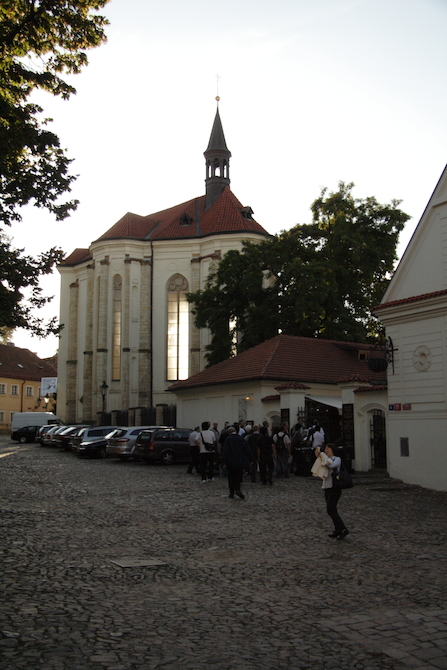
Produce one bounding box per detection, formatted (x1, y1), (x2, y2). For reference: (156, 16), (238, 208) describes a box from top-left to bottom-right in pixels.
(57, 108), (269, 425)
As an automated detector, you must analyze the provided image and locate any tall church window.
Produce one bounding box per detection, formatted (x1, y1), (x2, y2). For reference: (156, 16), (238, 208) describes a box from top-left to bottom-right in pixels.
(167, 274), (189, 381)
(112, 275), (122, 380)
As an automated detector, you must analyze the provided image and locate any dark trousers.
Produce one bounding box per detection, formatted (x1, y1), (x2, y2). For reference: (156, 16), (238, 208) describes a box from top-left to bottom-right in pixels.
(187, 445), (200, 473)
(200, 452), (214, 481)
(249, 459), (258, 482)
(227, 467), (244, 494)
(325, 487), (347, 534)
(259, 457), (274, 484)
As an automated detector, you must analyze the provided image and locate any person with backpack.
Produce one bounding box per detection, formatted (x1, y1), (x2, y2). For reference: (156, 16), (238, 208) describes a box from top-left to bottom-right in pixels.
(273, 424), (291, 478)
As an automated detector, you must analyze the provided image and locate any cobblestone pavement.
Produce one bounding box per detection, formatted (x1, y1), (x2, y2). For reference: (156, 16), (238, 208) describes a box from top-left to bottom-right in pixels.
(1, 436), (447, 670)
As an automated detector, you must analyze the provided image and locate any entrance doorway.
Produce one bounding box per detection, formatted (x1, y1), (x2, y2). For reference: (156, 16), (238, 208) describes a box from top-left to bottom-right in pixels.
(370, 409), (387, 468)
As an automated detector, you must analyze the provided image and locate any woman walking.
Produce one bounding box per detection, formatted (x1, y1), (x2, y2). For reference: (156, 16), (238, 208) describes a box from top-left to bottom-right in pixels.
(316, 443), (349, 540)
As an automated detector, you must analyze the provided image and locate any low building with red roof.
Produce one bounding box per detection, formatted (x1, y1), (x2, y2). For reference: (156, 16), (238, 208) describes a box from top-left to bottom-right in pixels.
(0, 344), (58, 431)
(57, 106), (270, 426)
(168, 333), (389, 471)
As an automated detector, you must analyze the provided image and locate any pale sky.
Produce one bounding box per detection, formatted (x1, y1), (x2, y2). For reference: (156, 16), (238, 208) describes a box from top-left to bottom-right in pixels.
(9, 0), (447, 358)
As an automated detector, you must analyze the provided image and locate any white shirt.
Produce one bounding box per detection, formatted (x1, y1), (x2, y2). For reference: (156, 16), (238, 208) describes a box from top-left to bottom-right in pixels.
(195, 429), (216, 454)
(189, 430), (199, 447)
(311, 430), (325, 449)
(321, 455), (341, 489)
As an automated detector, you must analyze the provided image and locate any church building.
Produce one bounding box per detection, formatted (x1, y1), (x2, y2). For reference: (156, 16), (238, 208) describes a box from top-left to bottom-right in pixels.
(57, 107), (270, 425)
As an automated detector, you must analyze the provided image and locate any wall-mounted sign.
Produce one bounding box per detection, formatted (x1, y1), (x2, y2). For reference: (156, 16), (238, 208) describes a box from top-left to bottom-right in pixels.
(403, 404), (412, 411)
(394, 403), (401, 411)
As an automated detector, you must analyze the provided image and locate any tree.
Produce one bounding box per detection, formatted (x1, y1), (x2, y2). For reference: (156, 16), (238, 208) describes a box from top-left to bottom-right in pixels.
(188, 182), (410, 366)
(0, 0), (109, 335)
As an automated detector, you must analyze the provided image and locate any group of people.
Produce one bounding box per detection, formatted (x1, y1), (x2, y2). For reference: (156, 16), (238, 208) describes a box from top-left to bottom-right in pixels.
(187, 419), (349, 539)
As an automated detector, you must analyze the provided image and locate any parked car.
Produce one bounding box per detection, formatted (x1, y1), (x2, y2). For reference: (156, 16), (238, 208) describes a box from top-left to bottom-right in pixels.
(106, 426), (168, 461)
(46, 425), (73, 447)
(37, 424), (57, 446)
(76, 429), (122, 459)
(133, 427), (193, 465)
(71, 426), (119, 452)
(41, 424), (63, 446)
(11, 425), (41, 443)
(54, 425), (89, 451)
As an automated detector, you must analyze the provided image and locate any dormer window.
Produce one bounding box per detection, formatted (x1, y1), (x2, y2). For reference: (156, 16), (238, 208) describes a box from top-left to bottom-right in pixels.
(180, 213), (193, 226)
(240, 206), (254, 220)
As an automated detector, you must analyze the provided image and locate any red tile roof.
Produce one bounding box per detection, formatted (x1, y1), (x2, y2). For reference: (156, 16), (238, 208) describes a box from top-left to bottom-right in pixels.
(60, 189), (269, 268)
(96, 188), (269, 243)
(375, 288), (447, 311)
(168, 334), (386, 392)
(0, 344), (57, 381)
(62, 248), (92, 266)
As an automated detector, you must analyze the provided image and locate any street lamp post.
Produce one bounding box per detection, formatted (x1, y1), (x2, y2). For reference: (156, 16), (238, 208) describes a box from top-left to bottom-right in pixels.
(100, 381), (108, 425)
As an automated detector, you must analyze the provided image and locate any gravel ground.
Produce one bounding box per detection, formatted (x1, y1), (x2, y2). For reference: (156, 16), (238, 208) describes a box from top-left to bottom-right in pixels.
(1, 436), (447, 670)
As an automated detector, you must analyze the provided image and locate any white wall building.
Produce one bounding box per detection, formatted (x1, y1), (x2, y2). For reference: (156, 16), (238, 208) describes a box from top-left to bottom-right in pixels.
(375, 164), (447, 491)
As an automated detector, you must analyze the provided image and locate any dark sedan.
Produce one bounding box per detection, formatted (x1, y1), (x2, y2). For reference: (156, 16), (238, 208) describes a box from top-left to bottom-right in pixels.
(11, 425), (41, 443)
(76, 429), (121, 459)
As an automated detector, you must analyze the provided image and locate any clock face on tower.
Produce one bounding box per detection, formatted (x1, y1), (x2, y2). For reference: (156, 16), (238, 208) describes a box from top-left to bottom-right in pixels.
(413, 346), (432, 372)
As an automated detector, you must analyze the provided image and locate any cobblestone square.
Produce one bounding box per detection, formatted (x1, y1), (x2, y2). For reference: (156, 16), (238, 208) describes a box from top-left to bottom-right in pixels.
(1, 437), (446, 669)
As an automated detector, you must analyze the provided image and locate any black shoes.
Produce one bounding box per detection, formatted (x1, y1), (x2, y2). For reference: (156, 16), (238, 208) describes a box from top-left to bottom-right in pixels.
(236, 490), (245, 499)
(328, 529), (350, 539)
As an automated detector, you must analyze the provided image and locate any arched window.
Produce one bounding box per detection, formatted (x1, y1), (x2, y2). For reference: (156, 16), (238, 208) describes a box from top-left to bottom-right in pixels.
(167, 274), (189, 381)
(112, 275), (122, 380)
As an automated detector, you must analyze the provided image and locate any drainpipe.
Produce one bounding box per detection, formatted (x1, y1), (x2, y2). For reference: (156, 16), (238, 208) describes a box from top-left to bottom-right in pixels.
(150, 240), (153, 409)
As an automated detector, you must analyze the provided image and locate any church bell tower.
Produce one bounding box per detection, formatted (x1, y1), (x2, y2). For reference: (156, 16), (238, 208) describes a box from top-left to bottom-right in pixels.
(204, 104), (231, 209)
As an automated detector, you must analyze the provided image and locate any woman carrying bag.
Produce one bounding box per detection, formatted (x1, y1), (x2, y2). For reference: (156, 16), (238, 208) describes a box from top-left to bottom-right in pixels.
(315, 443), (349, 540)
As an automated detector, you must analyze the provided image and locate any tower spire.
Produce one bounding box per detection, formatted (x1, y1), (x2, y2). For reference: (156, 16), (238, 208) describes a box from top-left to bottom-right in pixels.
(204, 100), (231, 209)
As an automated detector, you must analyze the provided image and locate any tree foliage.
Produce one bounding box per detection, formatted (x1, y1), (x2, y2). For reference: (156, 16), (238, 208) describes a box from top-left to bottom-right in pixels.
(188, 182), (410, 366)
(0, 0), (109, 335)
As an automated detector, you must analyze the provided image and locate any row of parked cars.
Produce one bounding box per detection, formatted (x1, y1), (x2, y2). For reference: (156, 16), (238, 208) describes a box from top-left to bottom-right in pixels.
(20, 423), (194, 464)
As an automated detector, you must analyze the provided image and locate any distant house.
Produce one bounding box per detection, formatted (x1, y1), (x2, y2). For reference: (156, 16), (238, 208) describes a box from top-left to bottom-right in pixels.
(0, 344), (58, 431)
(168, 334), (387, 470)
(375, 164), (447, 491)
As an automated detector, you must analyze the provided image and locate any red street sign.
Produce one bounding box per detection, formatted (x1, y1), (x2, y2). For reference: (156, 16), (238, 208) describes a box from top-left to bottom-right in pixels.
(394, 404), (401, 411)
(403, 404), (411, 410)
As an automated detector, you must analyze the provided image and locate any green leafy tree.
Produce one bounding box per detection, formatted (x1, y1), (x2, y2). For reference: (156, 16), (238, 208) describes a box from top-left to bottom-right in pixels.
(0, 0), (109, 335)
(188, 182), (410, 366)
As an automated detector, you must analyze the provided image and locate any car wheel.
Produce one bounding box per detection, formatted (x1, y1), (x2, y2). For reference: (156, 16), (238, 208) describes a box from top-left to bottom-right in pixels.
(99, 446), (107, 459)
(19, 436), (27, 444)
(161, 450), (176, 465)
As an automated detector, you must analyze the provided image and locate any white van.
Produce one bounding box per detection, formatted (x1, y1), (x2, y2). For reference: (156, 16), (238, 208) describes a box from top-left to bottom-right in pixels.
(11, 412), (62, 433)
